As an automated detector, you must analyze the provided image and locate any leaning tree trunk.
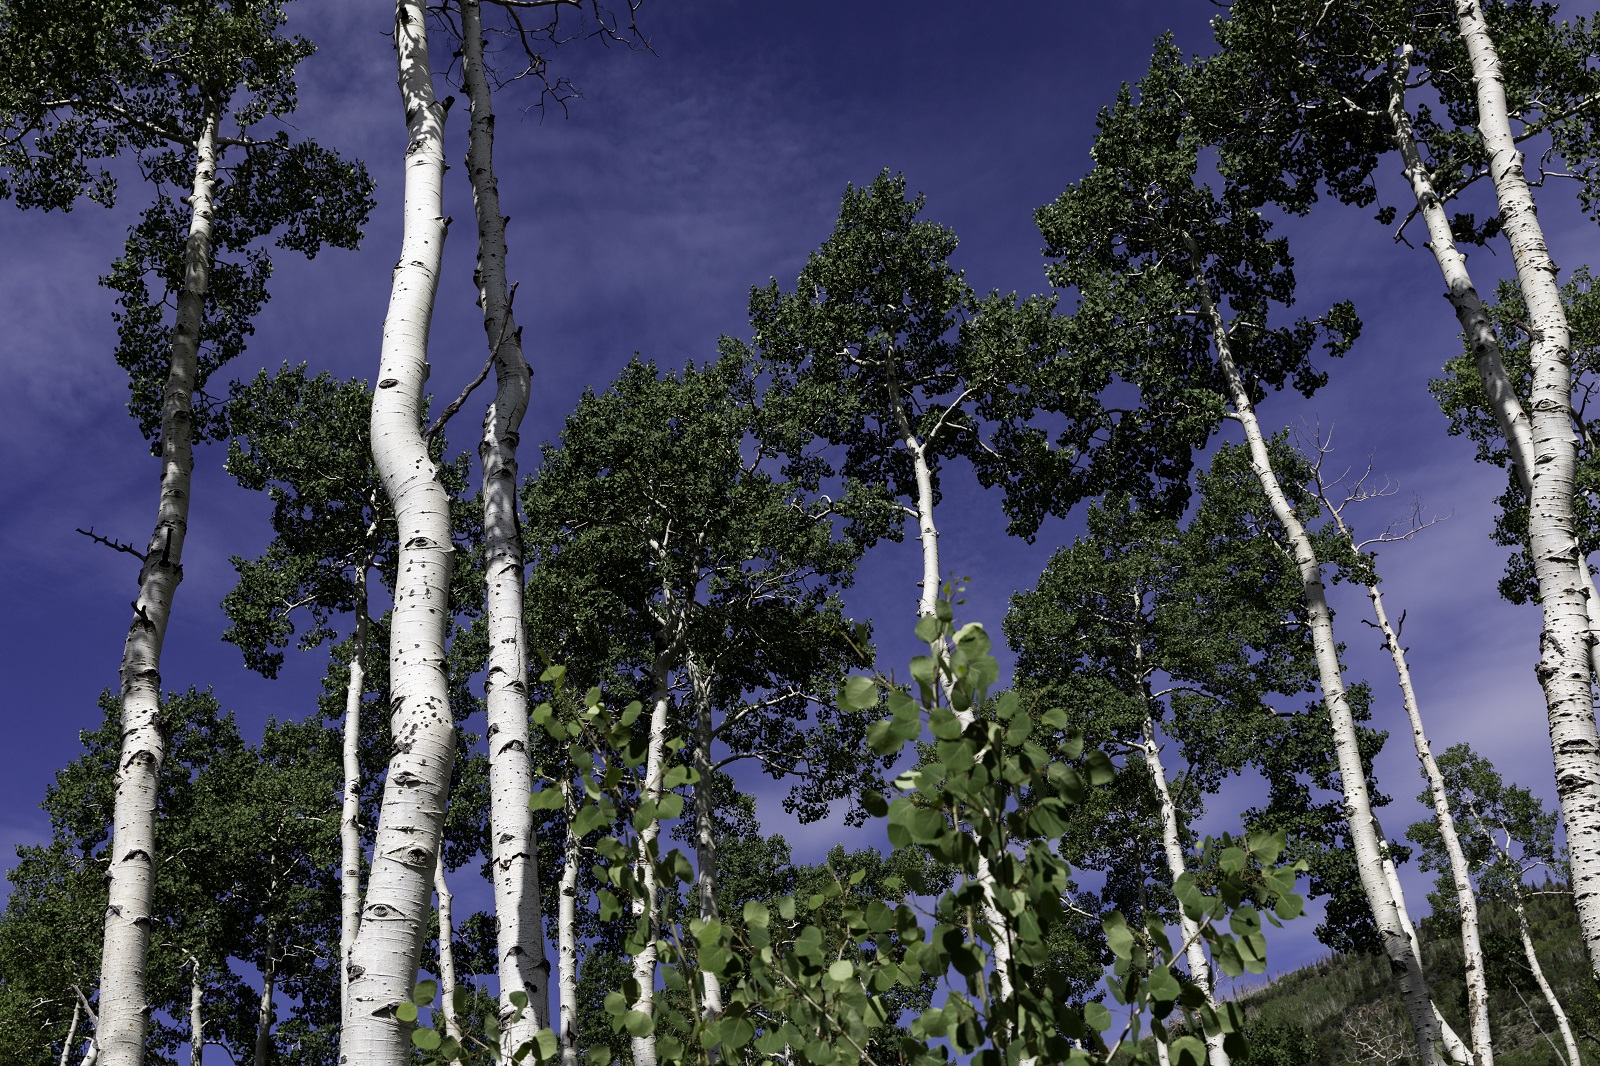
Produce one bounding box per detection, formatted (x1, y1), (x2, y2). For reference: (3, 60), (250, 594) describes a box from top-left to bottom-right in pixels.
(434, 856), (465, 1051)
(687, 652), (725, 1026)
(1511, 884), (1581, 1065)
(340, 565), (370, 1025)
(188, 959), (204, 1066)
(60, 1000), (80, 1066)
(1454, 0), (1600, 975)
(341, 3), (456, 1061)
(1130, 615), (1229, 1066)
(97, 105), (220, 1066)
(1184, 233), (1446, 1064)
(884, 359), (1018, 1005)
(558, 777), (582, 1066)
(1369, 575), (1493, 1064)
(630, 629), (678, 1066)
(253, 937), (276, 1066)
(1387, 42), (1600, 687)
(460, 0), (549, 1051)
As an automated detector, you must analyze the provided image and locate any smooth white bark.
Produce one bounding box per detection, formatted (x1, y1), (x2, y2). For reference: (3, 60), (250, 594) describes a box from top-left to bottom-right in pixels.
(98, 106), (220, 1066)
(687, 652), (724, 1029)
(1513, 890), (1580, 1065)
(1454, 0), (1600, 975)
(188, 962), (203, 1066)
(434, 855), (464, 1051)
(342, 3), (455, 1061)
(252, 945), (275, 1066)
(341, 569), (369, 1026)
(558, 777), (581, 1066)
(884, 357), (1018, 1006)
(1131, 615), (1228, 1066)
(459, 0), (549, 1051)
(1185, 233), (1445, 1064)
(1372, 582), (1493, 1064)
(1387, 45), (1600, 687)
(630, 637), (676, 1066)
(61, 1000), (80, 1066)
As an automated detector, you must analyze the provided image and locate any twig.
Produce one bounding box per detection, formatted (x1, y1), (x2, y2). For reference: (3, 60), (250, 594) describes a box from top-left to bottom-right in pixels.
(426, 281), (519, 441)
(75, 528), (147, 563)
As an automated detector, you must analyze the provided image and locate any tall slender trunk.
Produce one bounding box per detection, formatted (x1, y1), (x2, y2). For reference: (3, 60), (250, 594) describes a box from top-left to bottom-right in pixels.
(1388, 45), (1600, 685)
(434, 856), (464, 1050)
(884, 358), (1017, 1006)
(60, 1000), (80, 1066)
(687, 651), (724, 1034)
(342, 3), (455, 1061)
(341, 568), (370, 1026)
(1184, 233), (1445, 1064)
(97, 106), (220, 1066)
(630, 634), (677, 1066)
(1130, 610), (1228, 1066)
(1512, 889), (1580, 1065)
(1454, 0), (1600, 974)
(459, 0), (548, 1049)
(558, 777), (581, 1066)
(188, 960), (203, 1066)
(1371, 578), (1493, 1064)
(253, 939), (275, 1066)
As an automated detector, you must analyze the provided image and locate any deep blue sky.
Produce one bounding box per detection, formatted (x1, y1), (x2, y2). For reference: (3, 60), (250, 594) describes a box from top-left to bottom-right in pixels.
(2, 0), (1592, 986)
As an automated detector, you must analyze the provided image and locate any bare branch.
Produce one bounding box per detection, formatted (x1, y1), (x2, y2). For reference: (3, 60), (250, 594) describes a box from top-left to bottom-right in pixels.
(76, 527), (147, 563)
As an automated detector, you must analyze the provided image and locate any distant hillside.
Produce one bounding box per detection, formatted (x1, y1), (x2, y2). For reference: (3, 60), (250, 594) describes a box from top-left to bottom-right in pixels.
(1219, 888), (1599, 1064)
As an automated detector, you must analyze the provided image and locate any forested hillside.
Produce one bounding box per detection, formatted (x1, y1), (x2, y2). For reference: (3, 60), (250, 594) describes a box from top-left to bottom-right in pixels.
(3, 1), (1600, 1065)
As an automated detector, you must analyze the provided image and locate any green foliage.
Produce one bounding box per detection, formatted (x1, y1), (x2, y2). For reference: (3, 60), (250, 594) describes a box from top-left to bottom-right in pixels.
(989, 40), (1358, 539)
(0, 0), (375, 444)
(404, 605), (1306, 1065)
(0, 690), (343, 1066)
(1432, 269), (1600, 605)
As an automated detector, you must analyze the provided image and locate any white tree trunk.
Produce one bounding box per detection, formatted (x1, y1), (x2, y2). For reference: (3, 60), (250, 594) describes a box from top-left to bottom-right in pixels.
(630, 637), (676, 1066)
(884, 362), (1018, 1007)
(342, 3), (455, 1061)
(97, 106), (220, 1066)
(558, 777), (581, 1066)
(1368, 579), (1493, 1064)
(1454, 0), (1600, 975)
(1132, 626), (1228, 1066)
(1185, 233), (1445, 1064)
(1513, 889), (1580, 1065)
(341, 571), (369, 1027)
(188, 961), (203, 1066)
(434, 855), (464, 1050)
(252, 947), (275, 1066)
(60, 1000), (80, 1066)
(1387, 45), (1600, 686)
(687, 652), (724, 1028)
(460, 0), (549, 1050)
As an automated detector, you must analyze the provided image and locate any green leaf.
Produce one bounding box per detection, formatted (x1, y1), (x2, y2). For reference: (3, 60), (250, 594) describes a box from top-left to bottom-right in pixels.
(529, 788), (564, 811)
(1083, 1002), (1113, 1032)
(396, 1002), (418, 1023)
(623, 1010), (654, 1037)
(1170, 1034), (1207, 1066)
(828, 959), (855, 981)
(509, 989), (529, 1010)
(412, 1027), (442, 1051)
(915, 614), (942, 642)
(842, 675), (878, 710)
(1103, 913), (1135, 959)
(413, 979), (438, 1006)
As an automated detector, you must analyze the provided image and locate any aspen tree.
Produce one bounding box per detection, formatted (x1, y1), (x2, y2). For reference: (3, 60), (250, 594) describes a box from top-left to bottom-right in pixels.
(1006, 474), (1321, 1066)
(342, 0), (457, 1060)
(456, 0), (550, 1048)
(521, 354), (870, 1064)
(1025, 43), (1469, 1062)
(751, 172), (1038, 1003)
(1409, 744), (1582, 1066)
(1207, 0), (1600, 974)
(0, 5), (370, 1060)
